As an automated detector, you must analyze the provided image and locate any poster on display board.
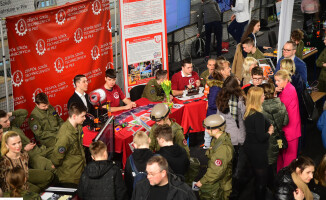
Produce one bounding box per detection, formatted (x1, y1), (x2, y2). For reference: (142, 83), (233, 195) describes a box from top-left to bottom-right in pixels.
(6, 0), (113, 134)
(119, 0), (169, 95)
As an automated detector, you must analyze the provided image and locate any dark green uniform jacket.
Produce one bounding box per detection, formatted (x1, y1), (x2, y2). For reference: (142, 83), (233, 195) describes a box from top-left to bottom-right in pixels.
(3, 110), (53, 170)
(149, 120), (190, 158)
(248, 48), (265, 61)
(141, 79), (165, 102)
(199, 132), (234, 200)
(200, 69), (210, 86)
(295, 40), (304, 59)
(316, 48), (326, 92)
(51, 120), (86, 184)
(4, 190), (41, 200)
(262, 98), (289, 165)
(29, 105), (64, 148)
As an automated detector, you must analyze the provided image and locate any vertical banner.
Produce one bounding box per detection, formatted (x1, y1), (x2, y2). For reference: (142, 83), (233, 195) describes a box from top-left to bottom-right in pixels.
(119, 0), (169, 95)
(6, 0), (113, 124)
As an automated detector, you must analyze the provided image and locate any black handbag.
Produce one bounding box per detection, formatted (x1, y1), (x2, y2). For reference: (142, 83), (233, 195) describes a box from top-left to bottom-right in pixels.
(271, 114), (288, 149)
(302, 89), (319, 121)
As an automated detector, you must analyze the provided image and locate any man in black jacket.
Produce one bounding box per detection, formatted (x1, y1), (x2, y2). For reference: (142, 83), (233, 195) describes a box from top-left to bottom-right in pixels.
(131, 155), (196, 200)
(78, 140), (128, 200)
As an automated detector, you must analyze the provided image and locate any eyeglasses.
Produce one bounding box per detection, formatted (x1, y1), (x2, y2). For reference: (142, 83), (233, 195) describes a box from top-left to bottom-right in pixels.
(146, 170), (162, 177)
(282, 48), (294, 52)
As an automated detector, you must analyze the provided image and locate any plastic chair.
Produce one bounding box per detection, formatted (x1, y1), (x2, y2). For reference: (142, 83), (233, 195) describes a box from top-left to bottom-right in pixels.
(130, 85), (146, 101)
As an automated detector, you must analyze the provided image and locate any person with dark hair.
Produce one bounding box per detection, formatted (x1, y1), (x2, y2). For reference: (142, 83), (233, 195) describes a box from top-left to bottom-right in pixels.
(309, 154), (326, 199)
(197, 0), (222, 60)
(131, 155), (196, 200)
(142, 70), (170, 102)
(291, 29), (305, 59)
(315, 35), (326, 92)
(242, 37), (265, 60)
(28, 93), (64, 148)
(171, 58), (200, 96)
(156, 124), (190, 176)
(51, 102), (87, 186)
(102, 69), (136, 112)
(275, 156), (317, 200)
(68, 74), (95, 116)
(261, 83), (289, 188)
(242, 66), (264, 94)
(78, 140), (128, 200)
(0, 110), (53, 171)
(275, 41), (308, 83)
(3, 167), (41, 199)
(195, 114), (234, 200)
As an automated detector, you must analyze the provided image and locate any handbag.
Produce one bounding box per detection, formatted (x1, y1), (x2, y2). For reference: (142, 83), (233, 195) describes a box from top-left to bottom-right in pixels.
(271, 114), (288, 149)
(302, 88), (319, 121)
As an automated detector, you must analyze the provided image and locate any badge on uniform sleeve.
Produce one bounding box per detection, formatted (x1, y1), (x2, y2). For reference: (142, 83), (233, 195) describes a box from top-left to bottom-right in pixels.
(30, 117), (34, 121)
(53, 111), (58, 116)
(33, 125), (38, 130)
(183, 139), (187, 146)
(58, 147), (66, 154)
(214, 159), (222, 166)
(150, 89), (156, 94)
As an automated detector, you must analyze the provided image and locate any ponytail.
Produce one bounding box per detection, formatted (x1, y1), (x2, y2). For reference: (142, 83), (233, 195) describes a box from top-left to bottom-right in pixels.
(288, 156), (315, 174)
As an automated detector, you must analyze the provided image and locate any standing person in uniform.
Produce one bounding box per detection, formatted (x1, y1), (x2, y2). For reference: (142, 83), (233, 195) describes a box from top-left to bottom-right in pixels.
(291, 29), (305, 60)
(197, 0), (222, 60)
(315, 35), (326, 92)
(171, 58), (201, 96)
(51, 103), (87, 186)
(195, 114), (234, 200)
(29, 93), (64, 148)
(149, 103), (190, 157)
(101, 69), (136, 112)
(243, 87), (274, 199)
(68, 74), (95, 116)
(228, 0), (250, 44)
(0, 110), (53, 171)
(241, 37), (265, 60)
(142, 69), (170, 102)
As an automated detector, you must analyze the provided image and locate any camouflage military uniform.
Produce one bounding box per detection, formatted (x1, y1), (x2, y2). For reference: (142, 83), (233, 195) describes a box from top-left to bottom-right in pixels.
(200, 69), (210, 86)
(29, 105), (64, 148)
(199, 132), (234, 200)
(149, 120), (190, 158)
(142, 79), (165, 102)
(316, 48), (326, 92)
(51, 120), (86, 184)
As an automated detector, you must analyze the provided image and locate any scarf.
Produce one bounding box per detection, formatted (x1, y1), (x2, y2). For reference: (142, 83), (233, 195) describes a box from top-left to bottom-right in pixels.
(291, 172), (313, 200)
(229, 95), (239, 127)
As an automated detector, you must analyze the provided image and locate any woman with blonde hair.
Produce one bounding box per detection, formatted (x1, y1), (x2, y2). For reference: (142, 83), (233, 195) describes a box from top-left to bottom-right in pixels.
(243, 87), (274, 199)
(275, 70), (301, 172)
(0, 131), (53, 193)
(242, 57), (258, 85)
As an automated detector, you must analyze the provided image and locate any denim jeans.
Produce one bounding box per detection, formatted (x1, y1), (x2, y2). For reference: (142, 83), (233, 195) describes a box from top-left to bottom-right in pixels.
(227, 20), (248, 43)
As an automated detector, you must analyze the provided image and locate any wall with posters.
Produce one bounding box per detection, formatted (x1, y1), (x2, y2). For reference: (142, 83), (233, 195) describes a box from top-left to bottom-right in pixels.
(5, 0), (113, 127)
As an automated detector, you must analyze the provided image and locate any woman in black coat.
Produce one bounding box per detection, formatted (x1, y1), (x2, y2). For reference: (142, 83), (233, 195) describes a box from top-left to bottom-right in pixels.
(275, 156), (317, 200)
(243, 87), (274, 199)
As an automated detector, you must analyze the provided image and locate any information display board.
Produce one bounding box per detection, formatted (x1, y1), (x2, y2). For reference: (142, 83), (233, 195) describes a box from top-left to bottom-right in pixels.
(119, 0), (169, 95)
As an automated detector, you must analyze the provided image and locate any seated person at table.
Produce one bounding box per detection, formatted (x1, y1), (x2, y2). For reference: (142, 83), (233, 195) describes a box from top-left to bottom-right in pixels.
(149, 103), (190, 157)
(0, 110), (53, 171)
(171, 58), (201, 96)
(29, 93), (64, 148)
(51, 103), (86, 186)
(102, 69), (136, 112)
(275, 41), (307, 83)
(124, 131), (153, 197)
(242, 66), (264, 94)
(78, 140), (128, 200)
(242, 37), (265, 60)
(291, 29), (305, 60)
(68, 74), (95, 116)
(156, 124), (190, 176)
(200, 58), (217, 86)
(142, 69), (169, 102)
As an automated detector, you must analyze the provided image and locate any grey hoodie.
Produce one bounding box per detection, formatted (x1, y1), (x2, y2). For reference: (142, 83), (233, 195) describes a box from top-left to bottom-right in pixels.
(198, 0), (221, 34)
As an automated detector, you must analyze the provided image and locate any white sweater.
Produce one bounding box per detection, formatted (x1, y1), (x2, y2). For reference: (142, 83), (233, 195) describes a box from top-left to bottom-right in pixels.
(232, 0), (250, 23)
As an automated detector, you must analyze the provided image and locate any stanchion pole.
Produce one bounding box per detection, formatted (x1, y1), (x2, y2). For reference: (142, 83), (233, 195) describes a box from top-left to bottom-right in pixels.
(0, 18), (10, 112)
(114, 0), (118, 71)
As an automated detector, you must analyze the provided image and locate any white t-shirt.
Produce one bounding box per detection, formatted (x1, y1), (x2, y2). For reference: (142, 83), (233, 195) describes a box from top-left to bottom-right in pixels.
(232, 0), (250, 23)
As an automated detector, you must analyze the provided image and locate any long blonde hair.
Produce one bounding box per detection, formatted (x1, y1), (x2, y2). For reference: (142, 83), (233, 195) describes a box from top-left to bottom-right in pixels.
(280, 59), (296, 76)
(275, 69), (292, 82)
(242, 57), (258, 77)
(244, 87), (264, 119)
(1, 131), (20, 156)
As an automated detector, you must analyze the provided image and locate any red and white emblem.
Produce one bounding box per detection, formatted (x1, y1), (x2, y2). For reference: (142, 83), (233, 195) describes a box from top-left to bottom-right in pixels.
(189, 78), (195, 85)
(214, 159), (222, 166)
(183, 139), (187, 146)
(113, 92), (119, 99)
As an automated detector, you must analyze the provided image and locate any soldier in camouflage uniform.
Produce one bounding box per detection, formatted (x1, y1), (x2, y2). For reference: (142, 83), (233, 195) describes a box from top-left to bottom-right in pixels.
(149, 103), (190, 157)
(142, 69), (168, 102)
(196, 114), (234, 200)
(0, 109), (53, 171)
(29, 93), (64, 148)
(316, 36), (326, 92)
(51, 103), (86, 185)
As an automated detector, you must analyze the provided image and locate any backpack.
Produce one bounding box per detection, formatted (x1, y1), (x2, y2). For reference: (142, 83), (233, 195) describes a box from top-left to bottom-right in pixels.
(129, 155), (147, 188)
(191, 37), (205, 58)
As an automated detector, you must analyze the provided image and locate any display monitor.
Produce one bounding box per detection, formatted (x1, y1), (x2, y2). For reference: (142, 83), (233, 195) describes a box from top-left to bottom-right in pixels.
(166, 0), (191, 33)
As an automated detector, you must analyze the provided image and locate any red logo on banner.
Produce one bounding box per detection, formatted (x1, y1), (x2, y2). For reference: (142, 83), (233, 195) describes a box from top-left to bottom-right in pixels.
(91, 46), (100, 60)
(74, 28), (83, 43)
(56, 9), (66, 25)
(36, 39), (46, 55)
(92, 0), (102, 15)
(54, 57), (64, 73)
(15, 19), (27, 36)
(12, 70), (23, 87)
(54, 105), (63, 116)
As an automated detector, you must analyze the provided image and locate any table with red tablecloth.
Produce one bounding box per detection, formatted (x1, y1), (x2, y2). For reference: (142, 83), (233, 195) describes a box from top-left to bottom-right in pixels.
(82, 96), (207, 168)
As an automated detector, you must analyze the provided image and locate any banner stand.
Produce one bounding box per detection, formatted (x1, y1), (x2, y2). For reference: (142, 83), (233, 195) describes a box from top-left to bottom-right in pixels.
(0, 18), (10, 112)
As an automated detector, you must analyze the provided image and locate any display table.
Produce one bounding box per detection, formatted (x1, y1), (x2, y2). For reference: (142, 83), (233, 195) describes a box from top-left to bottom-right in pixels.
(263, 47), (318, 59)
(310, 91), (326, 103)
